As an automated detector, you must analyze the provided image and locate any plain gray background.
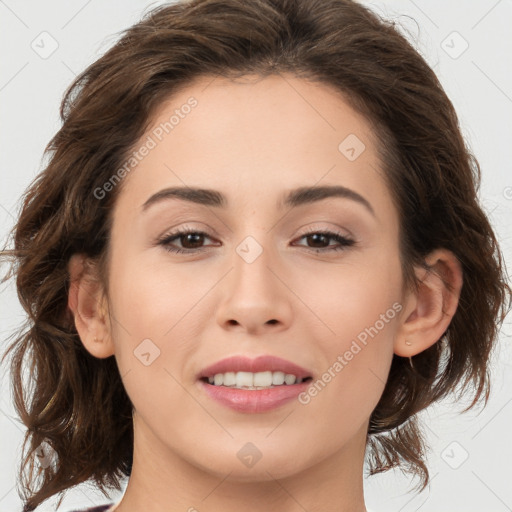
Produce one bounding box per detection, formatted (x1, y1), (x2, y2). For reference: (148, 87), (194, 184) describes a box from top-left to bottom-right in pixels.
(1, 1), (511, 511)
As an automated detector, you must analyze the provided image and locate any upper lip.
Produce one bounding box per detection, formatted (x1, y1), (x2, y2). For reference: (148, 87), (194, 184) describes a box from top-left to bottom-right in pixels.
(198, 355), (313, 380)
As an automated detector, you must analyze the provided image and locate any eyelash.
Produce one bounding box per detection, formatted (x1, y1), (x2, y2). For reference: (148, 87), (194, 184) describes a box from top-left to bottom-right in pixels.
(156, 226), (356, 255)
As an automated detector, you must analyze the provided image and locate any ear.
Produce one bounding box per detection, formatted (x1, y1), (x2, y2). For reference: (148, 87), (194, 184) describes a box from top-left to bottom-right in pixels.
(67, 253), (115, 359)
(394, 248), (463, 357)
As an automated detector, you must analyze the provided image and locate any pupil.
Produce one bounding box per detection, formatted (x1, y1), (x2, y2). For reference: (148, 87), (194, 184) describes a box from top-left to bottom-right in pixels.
(309, 234), (327, 247)
(183, 233), (203, 248)
(180, 233), (330, 249)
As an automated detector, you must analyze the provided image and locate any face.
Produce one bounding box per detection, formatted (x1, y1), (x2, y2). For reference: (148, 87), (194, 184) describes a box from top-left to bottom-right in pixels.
(104, 73), (404, 481)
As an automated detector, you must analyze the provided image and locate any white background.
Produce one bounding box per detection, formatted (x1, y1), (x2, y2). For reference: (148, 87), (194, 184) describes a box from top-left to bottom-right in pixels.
(1, 1), (511, 511)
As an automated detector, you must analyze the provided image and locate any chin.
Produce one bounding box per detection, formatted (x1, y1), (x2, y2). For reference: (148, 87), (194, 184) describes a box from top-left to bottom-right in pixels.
(186, 440), (314, 482)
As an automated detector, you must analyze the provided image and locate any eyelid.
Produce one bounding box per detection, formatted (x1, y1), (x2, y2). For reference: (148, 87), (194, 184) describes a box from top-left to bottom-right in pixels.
(297, 223), (355, 240)
(156, 223), (354, 243)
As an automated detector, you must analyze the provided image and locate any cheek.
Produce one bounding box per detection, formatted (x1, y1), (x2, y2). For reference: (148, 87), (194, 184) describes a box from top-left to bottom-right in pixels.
(302, 326), (396, 441)
(106, 252), (211, 395)
(298, 256), (401, 416)
(300, 252), (402, 339)
(107, 259), (207, 431)
(109, 250), (211, 337)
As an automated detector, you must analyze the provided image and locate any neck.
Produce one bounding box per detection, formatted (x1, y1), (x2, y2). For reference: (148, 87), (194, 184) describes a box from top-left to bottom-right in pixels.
(115, 416), (368, 512)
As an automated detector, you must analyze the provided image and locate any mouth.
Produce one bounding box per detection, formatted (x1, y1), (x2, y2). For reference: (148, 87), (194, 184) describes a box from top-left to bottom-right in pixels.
(197, 354), (314, 390)
(200, 371), (313, 390)
(197, 355), (314, 412)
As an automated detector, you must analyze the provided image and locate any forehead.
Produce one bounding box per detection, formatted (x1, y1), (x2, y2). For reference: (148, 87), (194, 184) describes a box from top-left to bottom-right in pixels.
(114, 73), (394, 224)
(146, 73), (375, 159)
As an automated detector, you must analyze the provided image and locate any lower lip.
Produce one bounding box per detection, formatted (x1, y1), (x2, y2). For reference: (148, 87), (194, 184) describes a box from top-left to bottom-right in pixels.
(198, 379), (312, 413)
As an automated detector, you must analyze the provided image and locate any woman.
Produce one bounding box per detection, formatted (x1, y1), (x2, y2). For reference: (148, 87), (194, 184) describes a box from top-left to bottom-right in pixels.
(1, 0), (510, 511)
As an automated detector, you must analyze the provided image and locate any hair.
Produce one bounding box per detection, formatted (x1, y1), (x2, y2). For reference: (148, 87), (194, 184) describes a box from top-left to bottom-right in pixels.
(1, 0), (510, 510)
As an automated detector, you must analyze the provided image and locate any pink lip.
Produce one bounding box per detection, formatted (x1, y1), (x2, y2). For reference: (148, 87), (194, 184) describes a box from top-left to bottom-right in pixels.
(197, 355), (312, 380)
(198, 379), (311, 413)
(197, 355), (313, 413)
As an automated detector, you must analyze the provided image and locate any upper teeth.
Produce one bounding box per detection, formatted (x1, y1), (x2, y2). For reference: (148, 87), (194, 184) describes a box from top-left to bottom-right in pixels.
(207, 371), (302, 388)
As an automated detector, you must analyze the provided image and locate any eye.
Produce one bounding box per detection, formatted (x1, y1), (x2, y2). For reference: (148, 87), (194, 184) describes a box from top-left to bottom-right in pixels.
(157, 227), (217, 254)
(293, 229), (355, 253)
(156, 227), (356, 254)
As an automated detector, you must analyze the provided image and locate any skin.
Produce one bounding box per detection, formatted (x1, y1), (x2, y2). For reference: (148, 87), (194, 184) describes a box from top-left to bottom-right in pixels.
(68, 73), (463, 512)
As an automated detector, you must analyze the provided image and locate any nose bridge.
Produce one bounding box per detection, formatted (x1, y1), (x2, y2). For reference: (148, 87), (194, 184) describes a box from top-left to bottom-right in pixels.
(231, 231), (279, 305)
(215, 230), (293, 333)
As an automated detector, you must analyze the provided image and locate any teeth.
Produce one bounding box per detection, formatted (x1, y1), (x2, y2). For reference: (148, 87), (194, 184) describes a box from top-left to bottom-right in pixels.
(206, 371), (304, 388)
(253, 371), (272, 387)
(284, 373), (296, 385)
(223, 372), (236, 386)
(272, 371), (285, 385)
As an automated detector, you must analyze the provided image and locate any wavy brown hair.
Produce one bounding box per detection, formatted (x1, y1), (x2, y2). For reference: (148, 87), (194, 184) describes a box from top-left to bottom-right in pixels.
(1, 0), (510, 510)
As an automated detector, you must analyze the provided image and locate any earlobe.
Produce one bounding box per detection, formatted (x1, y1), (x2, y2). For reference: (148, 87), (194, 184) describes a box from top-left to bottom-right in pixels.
(394, 249), (463, 357)
(67, 253), (115, 359)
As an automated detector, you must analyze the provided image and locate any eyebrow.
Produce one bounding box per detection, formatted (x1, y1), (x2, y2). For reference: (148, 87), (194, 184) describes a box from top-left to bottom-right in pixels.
(141, 185), (375, 217)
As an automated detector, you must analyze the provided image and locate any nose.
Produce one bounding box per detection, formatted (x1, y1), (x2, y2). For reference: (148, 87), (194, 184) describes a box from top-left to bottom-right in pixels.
(215, 239), (293, 335)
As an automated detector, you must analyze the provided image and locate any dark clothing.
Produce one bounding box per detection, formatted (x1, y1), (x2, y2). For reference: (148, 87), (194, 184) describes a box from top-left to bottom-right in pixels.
(69, 505), (114, 512)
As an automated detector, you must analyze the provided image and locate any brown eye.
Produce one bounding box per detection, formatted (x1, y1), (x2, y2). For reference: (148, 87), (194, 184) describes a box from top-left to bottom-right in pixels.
(294, 230), (355, 252)
(157, 228), (355, 255)
(157, 229), (215, 254)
